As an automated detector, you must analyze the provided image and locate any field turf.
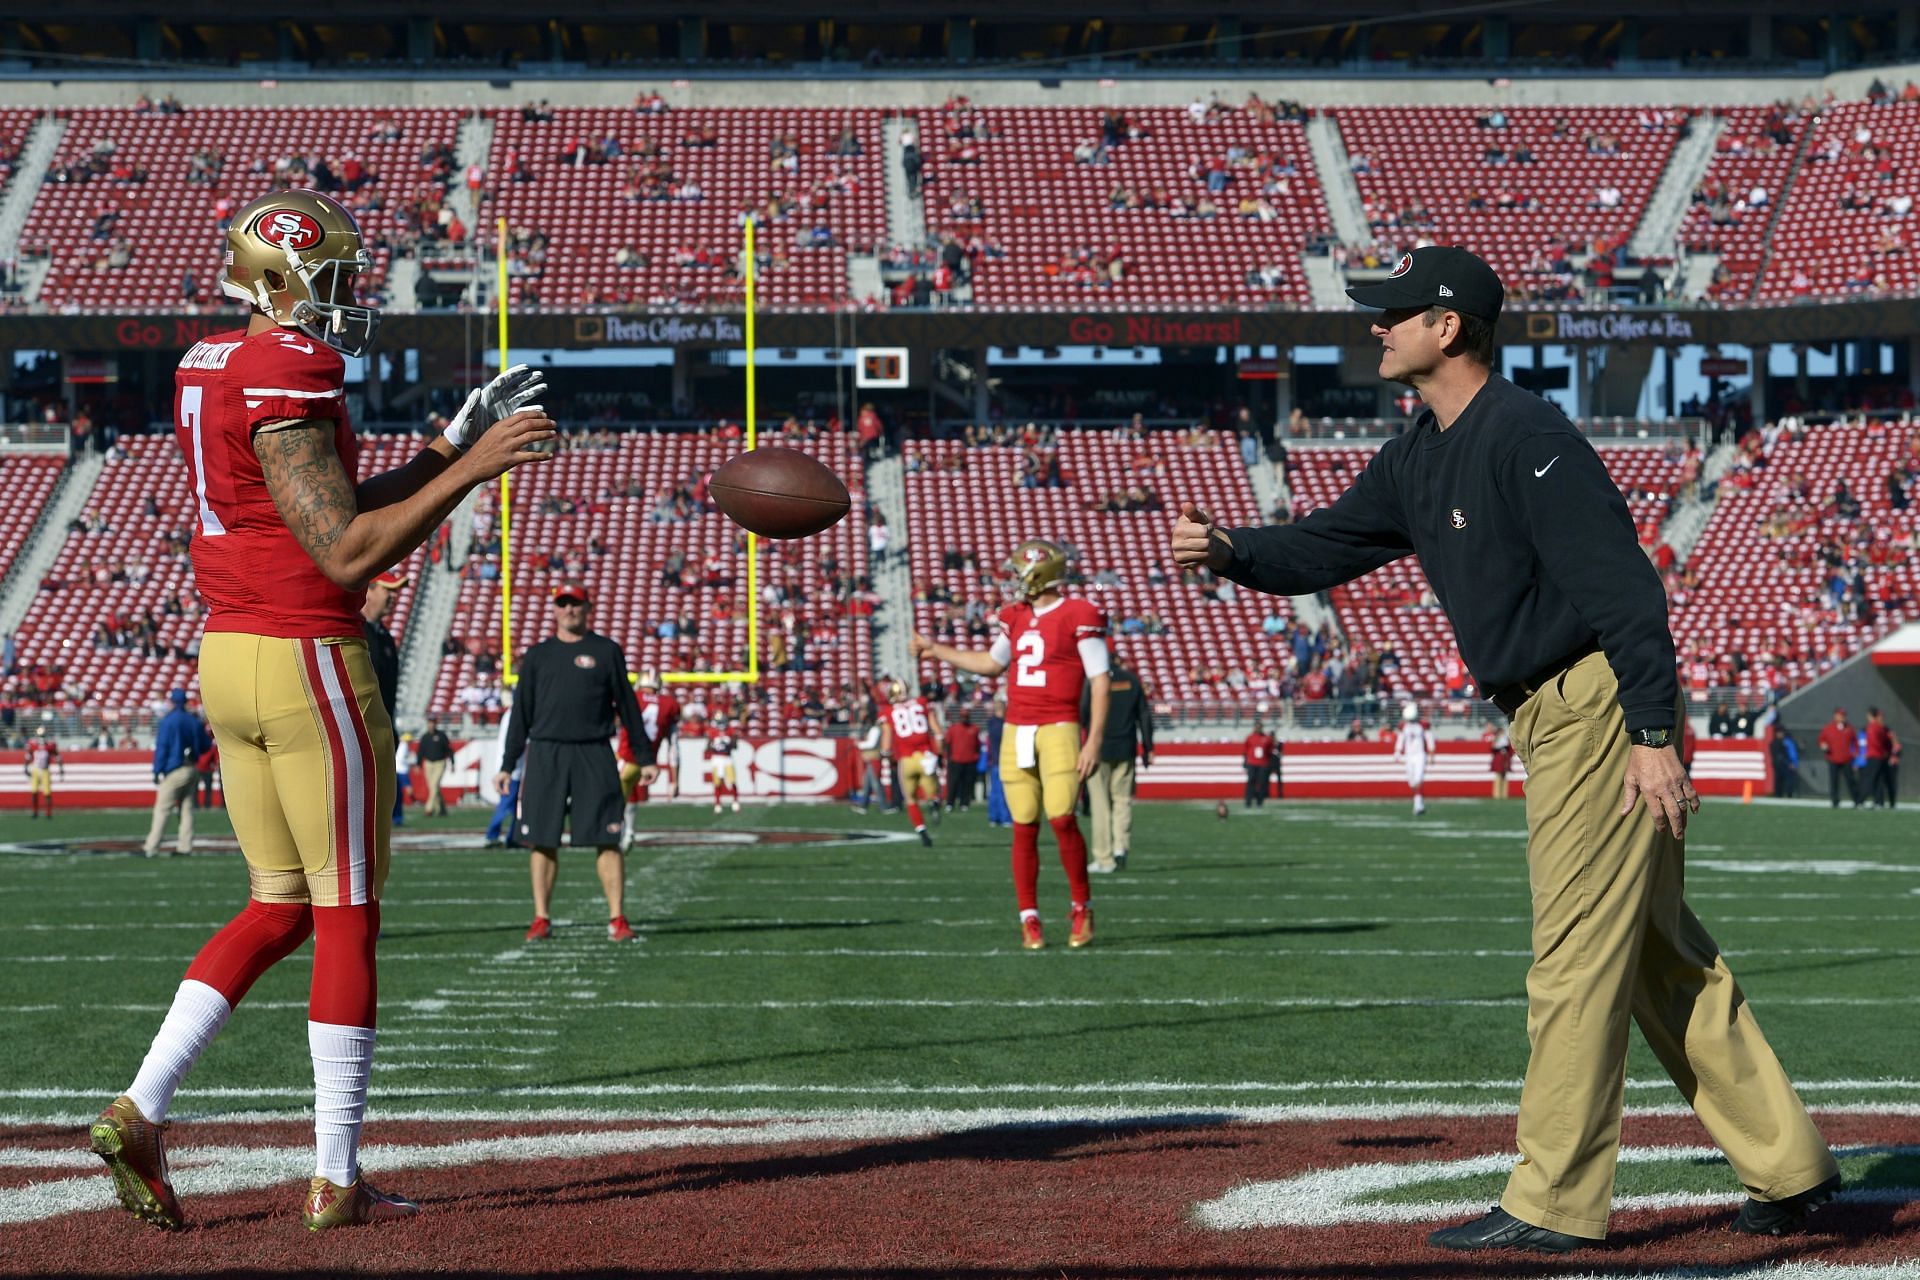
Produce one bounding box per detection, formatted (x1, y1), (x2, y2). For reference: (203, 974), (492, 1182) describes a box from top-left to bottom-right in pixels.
(2, 797), (1916, 1276)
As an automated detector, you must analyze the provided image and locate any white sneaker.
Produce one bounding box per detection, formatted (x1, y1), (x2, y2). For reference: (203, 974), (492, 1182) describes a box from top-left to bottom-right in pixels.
(731, 801), (741, 813)
(1088, 862), (1117, 875)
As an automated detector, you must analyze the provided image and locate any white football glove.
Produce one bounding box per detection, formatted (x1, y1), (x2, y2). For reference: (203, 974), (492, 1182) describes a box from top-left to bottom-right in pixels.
(444, 363), (547, 453)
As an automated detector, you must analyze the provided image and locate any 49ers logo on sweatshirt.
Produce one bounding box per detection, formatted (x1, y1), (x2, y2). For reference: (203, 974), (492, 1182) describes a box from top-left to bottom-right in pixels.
(574, 654), (599, 669)
(251, 208), (324, 251)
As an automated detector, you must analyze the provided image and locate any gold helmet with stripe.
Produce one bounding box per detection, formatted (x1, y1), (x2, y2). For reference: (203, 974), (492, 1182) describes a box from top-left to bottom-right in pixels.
(1004, 539), (1068, 601)
(220, 190), (379, 356)
(886, 679), (907, 703)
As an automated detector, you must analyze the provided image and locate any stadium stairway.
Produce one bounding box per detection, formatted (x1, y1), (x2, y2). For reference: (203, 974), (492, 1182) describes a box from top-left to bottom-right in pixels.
(1659, 436), (1735, 566)
(864, 449), (916, 689)
(0, 112), (64, 302)
(1305, 114), (1369, 247)
(1629, 114), (1723, 261)
(391, 496), (477, 733)
(882, 115), (926, 253)
(0, 450), (100, 635)
(1243, 442), (1342, 639)
(1745, 119), (1817, 303)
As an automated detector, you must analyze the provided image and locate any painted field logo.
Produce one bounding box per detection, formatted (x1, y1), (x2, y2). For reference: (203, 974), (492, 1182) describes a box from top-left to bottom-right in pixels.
(1193, 1141), (1919, 1231)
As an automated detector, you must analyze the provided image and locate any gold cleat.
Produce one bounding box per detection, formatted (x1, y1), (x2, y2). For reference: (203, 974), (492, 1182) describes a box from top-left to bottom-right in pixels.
(1020, 916), (1046, 950)
(302, 1175), (419, 1231)
(88, 1095), (183, 1230)
(1068, 904), (1094, 949)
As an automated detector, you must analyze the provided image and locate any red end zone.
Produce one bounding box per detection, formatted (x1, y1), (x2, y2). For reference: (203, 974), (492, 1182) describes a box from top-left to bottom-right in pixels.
(2, 1111), (1911, 1275)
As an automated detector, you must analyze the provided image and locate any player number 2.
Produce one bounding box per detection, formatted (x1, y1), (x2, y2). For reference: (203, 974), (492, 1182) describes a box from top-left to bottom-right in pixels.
(1015, 631), (1048, 687)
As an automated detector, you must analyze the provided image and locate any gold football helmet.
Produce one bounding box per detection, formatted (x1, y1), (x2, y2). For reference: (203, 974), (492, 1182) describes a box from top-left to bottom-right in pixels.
(221, 190), (380, 356)
(633, 668), (660, 691)
(886, 679), (908, 702)
(1004, 539), (1068, 601)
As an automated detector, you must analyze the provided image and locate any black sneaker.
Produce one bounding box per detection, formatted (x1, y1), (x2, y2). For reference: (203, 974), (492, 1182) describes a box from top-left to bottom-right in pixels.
(1428, 1208), (1586, 1254)
(1732, 1174), (1842, 1236)
(919, 828), (933, 848)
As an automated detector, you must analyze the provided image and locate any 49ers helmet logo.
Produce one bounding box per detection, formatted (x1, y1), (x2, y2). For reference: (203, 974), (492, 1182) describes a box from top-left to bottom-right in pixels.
(251, 208), (324, 251)
(1388, 253), (1414, 278)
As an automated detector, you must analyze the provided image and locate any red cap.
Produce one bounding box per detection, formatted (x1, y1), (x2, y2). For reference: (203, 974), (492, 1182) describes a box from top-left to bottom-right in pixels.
(370, 569), (410, 591)
(551, 583), (592, 604)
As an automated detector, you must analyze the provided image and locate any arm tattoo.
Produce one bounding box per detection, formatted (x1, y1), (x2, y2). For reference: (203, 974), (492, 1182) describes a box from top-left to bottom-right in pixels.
(254, 423), (358, 572)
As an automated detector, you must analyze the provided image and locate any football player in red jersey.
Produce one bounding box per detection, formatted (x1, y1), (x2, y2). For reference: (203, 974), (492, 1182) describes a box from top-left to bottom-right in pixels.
(913, 539), (1110, 949)
(708, 718), (742, 813)
(618, 668), (681, 845)
(89, 190), (554, 1232)
(879, 679), (945, 846)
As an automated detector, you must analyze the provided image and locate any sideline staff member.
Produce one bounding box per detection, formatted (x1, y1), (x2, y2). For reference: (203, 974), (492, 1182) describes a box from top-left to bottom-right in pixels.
(1171, 245), (1838, 1255)
(495, 583), (655, 943)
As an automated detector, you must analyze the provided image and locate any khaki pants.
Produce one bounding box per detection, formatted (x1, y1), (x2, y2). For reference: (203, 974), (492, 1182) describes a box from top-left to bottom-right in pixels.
(423, 758), (449, 815)
(1503, 651), (1836, 1238)
(144, 764), (199, 855)
(1086, 758), (1135, 869)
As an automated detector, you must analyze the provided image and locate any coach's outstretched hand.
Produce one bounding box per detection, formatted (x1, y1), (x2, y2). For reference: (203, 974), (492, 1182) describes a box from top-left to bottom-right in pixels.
(1171, 502), (1231, 573)
(459, 410), (558, 481)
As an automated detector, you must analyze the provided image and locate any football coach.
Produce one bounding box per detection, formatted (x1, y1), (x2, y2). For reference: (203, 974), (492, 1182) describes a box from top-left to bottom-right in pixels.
(1171, 246), (1838, 1254)
(495, 583), (655, 943)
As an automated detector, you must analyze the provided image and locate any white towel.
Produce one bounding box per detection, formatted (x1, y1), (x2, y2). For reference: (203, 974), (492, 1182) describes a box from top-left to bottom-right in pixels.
(1015, 724), (1039, 769)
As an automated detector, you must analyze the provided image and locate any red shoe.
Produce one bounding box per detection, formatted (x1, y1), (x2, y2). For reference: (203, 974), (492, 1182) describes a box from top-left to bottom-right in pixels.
(1020, 915), (1045, 950)
(1068, 904), (1093, 949)
(525, 916), (551, 941)
(608, 915), (634, 942)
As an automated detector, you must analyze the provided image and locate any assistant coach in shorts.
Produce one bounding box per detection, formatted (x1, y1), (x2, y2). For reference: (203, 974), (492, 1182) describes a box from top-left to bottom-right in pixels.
(1171, 245), (1838, 1255)
(495, 583), (655, 943)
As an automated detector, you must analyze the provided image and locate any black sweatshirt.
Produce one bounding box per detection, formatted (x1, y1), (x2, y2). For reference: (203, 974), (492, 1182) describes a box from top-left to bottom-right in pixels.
(499, 630), (651, 774)
(1219, 374), (1678, 732)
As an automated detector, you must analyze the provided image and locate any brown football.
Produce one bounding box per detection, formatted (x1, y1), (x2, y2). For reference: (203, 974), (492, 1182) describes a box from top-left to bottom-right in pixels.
(708, 447), (852, 540)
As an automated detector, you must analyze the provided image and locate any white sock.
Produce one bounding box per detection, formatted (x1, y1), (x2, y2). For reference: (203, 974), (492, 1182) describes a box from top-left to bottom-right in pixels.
(126, 979), (232, 1123)
(1019, 908), (1039, 922)
(309, 1021), (376, 1185)
(622, 801), (637, 834)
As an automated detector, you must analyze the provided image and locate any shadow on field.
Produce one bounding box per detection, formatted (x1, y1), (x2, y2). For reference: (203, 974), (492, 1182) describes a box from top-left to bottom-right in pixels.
(467, 1116), (1233, 1209)
(1131, 921), (1387, 943)
(538, 992), (1520, 1084)
(645, 919), (905, 935)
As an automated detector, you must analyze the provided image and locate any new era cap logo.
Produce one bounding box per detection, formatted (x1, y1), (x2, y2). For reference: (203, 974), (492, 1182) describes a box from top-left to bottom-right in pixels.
(1438, 285), (1454, 297)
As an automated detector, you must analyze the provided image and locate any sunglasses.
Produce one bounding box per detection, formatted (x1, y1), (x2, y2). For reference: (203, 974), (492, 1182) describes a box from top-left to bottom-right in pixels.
(553, 596), (587, 608)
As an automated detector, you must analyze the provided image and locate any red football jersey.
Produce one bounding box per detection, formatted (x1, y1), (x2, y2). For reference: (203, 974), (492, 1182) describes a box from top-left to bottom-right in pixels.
(998, 597), (1108, 726)
(883, 697), (937, 757)
(617, 692), (681, 762)
(174, 326), (362, 638)
(25, 741), (58, 770)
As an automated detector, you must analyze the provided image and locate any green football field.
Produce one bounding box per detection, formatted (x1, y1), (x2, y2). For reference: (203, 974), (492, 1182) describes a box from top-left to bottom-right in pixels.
(3, 796), (1916, 1125)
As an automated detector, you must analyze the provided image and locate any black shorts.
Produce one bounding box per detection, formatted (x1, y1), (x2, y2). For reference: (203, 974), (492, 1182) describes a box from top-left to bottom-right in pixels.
(517, 740), (625, 851)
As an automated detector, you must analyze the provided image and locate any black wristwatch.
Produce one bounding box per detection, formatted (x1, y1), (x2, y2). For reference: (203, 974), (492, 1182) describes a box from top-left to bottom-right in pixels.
(1630, 727), (1674, 749)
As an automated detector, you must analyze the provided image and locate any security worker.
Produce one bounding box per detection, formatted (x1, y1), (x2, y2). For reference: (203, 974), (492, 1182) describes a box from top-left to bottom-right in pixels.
(1171, 244), (1838, 1255)
(494, 583), (654, 943)
(1081, 653), (1153, 872)
(359, 569), (406, 719)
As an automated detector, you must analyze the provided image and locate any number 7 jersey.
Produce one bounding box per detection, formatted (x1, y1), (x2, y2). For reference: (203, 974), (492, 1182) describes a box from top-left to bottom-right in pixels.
(174, 326), (365, 638)
(993, 597), (1108, 726)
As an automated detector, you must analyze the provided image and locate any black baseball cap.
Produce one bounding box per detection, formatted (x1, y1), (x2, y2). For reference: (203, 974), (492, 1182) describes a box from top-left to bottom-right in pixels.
(1347, 246), (1505, 322)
